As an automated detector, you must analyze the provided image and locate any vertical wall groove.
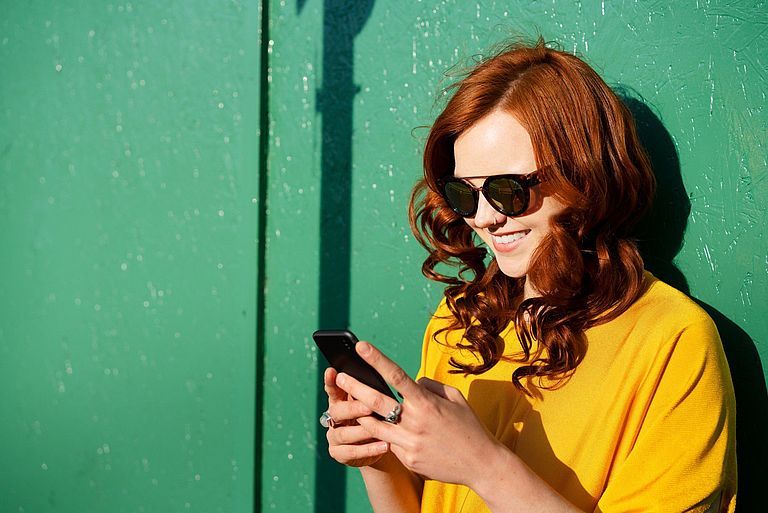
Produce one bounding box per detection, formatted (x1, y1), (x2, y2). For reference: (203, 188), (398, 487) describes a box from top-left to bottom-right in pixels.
(255, 0), (270, 510)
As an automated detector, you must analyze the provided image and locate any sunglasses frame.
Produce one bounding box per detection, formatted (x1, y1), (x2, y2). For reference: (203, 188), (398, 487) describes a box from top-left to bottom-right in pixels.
(437, 169), (544, 218)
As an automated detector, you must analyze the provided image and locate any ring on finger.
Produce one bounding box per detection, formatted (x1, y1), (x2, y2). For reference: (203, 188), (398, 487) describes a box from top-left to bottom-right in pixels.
(384, 403), (402, 424)
(319, 410), (335, 428)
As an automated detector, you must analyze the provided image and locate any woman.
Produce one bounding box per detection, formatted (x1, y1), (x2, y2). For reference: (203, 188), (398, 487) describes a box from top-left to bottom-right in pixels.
(321, 39), (737, 512)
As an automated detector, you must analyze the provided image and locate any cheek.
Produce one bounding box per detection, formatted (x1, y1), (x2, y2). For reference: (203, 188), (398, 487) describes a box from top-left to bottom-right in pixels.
(524, 198), (565, 233)
(540, 196), (567, 222)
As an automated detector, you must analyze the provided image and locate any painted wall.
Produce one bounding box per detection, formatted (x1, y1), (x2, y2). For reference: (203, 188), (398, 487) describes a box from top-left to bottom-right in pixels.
(0, 1), (262, 511)
(1, 1), (765, 513)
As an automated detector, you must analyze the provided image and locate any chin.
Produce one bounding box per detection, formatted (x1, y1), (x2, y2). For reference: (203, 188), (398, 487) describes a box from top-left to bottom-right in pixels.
(494, 256), (529, 279)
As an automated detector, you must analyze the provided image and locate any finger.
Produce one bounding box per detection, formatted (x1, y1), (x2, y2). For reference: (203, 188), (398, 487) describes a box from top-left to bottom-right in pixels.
(355, 341), (424, 400)
(336, 372), (399, 418)
(327, 424), (378, 445)
(328, 440), (389, 462)
(357, 415), (407, 446)
(324, 367), (347, 403)
(327, 399), (373, 422)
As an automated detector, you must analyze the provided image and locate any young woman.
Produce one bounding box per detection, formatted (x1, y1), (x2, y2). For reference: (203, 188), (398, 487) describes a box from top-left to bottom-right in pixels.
(321, 39), (737, 512)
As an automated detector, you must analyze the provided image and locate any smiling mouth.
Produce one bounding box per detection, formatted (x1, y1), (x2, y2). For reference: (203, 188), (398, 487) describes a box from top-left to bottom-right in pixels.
(491, 230), (530, 244)
(490, 230), (530, 252)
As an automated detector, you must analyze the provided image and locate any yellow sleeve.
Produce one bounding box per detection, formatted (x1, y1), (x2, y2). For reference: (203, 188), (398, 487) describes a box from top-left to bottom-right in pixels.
(596, 316), (737, 513)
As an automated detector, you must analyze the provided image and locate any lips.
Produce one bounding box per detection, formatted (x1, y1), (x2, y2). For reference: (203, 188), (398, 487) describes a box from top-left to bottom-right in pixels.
(491, 230), (530, 253)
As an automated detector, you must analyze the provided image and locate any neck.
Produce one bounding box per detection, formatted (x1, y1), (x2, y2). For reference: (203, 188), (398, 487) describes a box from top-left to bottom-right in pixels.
(523, 277), (540, 301)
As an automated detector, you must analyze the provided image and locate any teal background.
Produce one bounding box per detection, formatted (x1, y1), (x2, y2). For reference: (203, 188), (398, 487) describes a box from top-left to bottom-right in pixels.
(2, 1), (766, 512)
(1, 1), (261, 511)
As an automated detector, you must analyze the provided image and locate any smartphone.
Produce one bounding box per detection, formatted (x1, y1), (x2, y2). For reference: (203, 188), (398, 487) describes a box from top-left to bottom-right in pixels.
(312, 329), (398, 401)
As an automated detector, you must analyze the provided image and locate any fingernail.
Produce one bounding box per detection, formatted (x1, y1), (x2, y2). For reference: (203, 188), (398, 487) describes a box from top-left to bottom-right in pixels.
(357, 342), (371, 355)
(336, 373), (346, 385)
(377, 442), (389, 452)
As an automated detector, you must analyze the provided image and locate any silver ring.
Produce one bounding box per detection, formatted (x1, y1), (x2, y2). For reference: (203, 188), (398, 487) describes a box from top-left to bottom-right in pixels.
(384, 403), (402, 424)
(319, 411), (335, 428)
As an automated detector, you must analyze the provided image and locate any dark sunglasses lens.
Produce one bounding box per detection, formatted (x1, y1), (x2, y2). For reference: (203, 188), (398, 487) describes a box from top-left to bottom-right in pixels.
(443, 181), (476, 216)
(487, 177), (526, 215)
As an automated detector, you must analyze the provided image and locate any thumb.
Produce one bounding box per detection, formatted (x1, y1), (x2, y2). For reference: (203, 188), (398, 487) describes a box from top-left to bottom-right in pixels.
(324, 367), (347, 402)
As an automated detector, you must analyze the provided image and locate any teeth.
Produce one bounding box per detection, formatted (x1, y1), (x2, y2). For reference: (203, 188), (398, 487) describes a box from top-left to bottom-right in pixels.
(492, 231), (528, 244)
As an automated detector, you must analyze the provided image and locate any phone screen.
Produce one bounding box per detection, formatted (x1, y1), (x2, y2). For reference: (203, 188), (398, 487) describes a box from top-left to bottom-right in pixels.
(313, 329), (397, 401)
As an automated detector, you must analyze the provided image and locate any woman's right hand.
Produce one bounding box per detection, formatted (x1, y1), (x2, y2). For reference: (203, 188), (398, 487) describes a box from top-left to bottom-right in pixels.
(323, 367), (390, 467)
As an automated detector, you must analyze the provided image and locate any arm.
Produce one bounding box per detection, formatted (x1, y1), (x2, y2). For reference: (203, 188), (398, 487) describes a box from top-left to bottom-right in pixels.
(338, 342), (585, 513)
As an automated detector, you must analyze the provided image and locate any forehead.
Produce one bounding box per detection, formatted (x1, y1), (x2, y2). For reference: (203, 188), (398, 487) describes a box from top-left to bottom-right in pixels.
(453, 110), (537, 179)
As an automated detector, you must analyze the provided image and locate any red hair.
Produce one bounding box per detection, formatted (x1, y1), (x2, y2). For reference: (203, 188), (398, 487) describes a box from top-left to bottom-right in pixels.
(409, 38), (656, 393)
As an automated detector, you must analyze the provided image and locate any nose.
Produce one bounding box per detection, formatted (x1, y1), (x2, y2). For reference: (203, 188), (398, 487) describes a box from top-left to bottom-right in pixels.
(472, 193), (506, 229)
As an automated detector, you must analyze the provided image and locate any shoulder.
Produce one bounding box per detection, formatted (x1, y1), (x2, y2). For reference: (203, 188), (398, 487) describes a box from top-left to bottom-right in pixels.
(604, 273), (732, 398)
(587, 272), (729, 387)
(629, 271), (713, 327)
(607, 271), (720, 348)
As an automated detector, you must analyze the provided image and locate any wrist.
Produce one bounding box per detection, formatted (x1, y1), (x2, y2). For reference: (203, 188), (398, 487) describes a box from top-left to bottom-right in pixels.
(363, 451), (397, 473)
(467, 439), (517, 501)
(359, 452), (424, 512)
(470, 443), (583, 513)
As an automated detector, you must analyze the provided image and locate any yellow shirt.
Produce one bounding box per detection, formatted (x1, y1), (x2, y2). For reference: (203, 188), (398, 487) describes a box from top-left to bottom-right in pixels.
(416, 273), (737, 512)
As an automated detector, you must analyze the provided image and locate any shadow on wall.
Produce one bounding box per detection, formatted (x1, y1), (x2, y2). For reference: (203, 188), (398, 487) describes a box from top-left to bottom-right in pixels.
(623, 92), (768, 513)
(302, 1), (377, 513)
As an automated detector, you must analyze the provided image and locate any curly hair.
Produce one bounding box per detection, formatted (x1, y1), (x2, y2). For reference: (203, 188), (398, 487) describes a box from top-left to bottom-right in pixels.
(409, 38), (656, 394)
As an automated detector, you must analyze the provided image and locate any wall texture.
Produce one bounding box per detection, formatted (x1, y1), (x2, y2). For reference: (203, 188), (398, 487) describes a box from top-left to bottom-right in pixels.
(1, 1), (765, 513)
(0, 1), (262, 511)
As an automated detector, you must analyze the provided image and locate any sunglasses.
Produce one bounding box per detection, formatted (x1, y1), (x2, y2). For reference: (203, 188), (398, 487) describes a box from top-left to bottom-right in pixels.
(437, 169), (543, 217)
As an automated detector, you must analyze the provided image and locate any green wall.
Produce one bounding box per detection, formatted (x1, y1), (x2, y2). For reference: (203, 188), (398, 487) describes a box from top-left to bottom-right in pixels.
(1, 1), (262, 511)
(2, 1), (766, 512)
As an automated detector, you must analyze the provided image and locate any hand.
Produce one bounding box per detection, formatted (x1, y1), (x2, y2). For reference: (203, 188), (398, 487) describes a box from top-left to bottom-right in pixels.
(323, 367), (390, 467)
(334, 341), (500, 488)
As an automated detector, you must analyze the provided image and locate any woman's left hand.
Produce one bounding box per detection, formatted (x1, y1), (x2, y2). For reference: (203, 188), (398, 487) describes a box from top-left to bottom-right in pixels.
(334, 340), (501, 488)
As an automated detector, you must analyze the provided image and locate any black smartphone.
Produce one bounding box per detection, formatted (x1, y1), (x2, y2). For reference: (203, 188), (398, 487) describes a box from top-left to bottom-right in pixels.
(312, 329), (398, 401)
